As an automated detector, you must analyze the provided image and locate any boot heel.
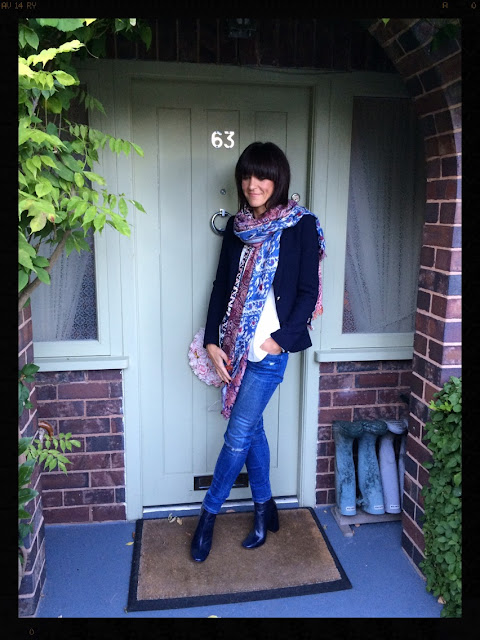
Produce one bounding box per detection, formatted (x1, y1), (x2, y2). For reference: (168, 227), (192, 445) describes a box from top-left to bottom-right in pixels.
(267, 502), (279, 533)
(191, 508), (217, 562)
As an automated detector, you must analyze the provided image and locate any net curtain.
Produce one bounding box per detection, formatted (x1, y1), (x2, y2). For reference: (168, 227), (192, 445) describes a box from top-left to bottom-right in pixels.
(343, 96), (425, 335)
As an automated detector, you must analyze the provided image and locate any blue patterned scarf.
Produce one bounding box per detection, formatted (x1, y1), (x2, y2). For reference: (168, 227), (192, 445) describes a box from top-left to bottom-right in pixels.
(219, 199), (325, 418)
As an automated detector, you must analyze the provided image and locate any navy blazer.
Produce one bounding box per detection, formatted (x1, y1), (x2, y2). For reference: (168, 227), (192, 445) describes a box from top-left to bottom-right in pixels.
(204, 213), (320, 353)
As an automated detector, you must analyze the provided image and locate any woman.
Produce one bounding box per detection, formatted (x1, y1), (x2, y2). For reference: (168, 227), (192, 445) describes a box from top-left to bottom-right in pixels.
(191, 141), (325, 562)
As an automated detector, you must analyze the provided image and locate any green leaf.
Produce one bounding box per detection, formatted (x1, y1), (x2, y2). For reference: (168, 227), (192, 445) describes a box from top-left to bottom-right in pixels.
(83, 171), (106, 186)
(25, 159), (37, 179)
(18, 269), (29, 292)
(33, 267), (51, 285)
(19, 507), (32, 520)
(83, 205), (97, 225)
(130, 143), (144, 157)
(61, 154), (82, 173)
(52, 70), (78, 86)
(74, 172), (84, 188)
(18, 487), (38, 504)
(35, 180), (53, 197)
(28, 211), (47, 233)
(37, 18), (59, 27)
(131, 199), (146, 213)
(19, 460), (36, 486)
(54, 159), (75, 182)
(39, 154), (57, 168)
(45, 96), (63, 114)
(24, 29), (40, 51)
(57, 19), (87, 32)
(108, 215), (130, 236)
(33, 256), (50, 267)
(118, 198), (128, 217)
(18, 249), (34, 270)
(22, 363), (40, 376)
(71, 233), (91, 252)
(93, 98), (106, 115)
(139, 23), (152, 50)
(93, 212), (107, 231)
(65, 234), (76, 257)
(19, 26), (27, 49)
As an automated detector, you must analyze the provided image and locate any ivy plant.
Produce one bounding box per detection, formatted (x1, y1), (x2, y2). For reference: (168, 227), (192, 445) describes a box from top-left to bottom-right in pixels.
(420, 376), (462, 618)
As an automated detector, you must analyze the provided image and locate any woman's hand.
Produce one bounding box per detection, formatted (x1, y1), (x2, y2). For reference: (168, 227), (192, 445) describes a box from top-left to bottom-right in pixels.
(206, 344), (232, 384)
(260, 337), (283, 355)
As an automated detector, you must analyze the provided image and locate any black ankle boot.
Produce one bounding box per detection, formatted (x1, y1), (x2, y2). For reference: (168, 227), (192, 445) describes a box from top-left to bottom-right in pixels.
(242, 497), (279, 549)
(191, 508), (217, 562)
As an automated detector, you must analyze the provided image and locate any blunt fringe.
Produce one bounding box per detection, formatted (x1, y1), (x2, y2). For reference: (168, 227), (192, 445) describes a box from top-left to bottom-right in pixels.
(235, 142), (291, 210)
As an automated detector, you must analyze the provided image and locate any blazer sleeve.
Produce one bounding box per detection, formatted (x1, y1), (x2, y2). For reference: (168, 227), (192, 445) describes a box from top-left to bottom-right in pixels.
(203, 216), (236, 347)
(270, 215), (320, 352)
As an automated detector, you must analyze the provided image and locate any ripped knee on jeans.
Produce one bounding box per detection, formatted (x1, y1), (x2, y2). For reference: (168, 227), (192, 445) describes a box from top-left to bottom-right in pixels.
(223, 437), (249, 454)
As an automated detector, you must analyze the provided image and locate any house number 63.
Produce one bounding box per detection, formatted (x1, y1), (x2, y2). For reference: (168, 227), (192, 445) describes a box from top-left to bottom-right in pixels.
(211, 131), (235, 149)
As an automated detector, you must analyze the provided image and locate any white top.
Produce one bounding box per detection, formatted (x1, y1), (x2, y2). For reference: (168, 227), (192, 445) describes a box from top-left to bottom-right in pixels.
(248, 285), (281, 362)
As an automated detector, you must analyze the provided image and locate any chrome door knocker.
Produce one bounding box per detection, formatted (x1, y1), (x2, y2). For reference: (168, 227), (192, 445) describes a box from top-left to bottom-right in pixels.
(210, 209), (231, 235)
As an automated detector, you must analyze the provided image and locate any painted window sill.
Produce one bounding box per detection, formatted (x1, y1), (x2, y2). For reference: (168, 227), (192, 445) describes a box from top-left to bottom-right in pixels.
(34, 356), (129, 372)
(314, 346), (413, 363)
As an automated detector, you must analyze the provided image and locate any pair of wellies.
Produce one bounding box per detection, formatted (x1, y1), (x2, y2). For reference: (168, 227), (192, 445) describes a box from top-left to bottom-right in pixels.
(190, 497), (279, 562)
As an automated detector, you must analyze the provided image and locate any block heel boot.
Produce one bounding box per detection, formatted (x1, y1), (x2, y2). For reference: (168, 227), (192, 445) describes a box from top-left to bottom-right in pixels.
(191, 507), (217, 562)
(242, 497), (279, 549)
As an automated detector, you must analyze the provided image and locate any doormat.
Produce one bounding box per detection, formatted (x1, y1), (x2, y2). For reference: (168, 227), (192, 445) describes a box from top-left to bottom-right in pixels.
(126, 507), (352, 612)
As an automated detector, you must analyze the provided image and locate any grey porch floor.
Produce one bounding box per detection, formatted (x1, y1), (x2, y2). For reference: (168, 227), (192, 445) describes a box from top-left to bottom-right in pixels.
(35, 505), (442, 618)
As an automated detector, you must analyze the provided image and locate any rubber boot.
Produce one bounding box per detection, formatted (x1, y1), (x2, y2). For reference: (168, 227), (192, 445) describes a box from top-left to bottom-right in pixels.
(356, 420), (388, 515)
(396, 420), (408, 508)
(332, 420), (364, 516)
(191, 507), (217, 562)
(379, 420), (408, 514)
(242, 497), (279, 549)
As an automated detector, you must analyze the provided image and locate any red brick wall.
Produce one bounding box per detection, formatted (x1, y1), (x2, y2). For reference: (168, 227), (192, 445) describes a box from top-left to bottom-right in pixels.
(18, 303), (46, 617)
(35, 370), (126, 524)
(316, 360), (412, 505)
(369, 18), (461, 572)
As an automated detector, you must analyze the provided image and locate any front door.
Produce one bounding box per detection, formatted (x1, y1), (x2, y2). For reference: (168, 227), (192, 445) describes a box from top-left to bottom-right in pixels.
(131, 78), (311, 507)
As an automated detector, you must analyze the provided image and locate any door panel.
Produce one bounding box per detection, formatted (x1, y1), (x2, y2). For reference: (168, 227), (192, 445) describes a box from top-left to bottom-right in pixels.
(132, 79), (311, 506)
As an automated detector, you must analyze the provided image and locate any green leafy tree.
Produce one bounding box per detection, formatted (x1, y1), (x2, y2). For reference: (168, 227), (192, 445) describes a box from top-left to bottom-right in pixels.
(18, 18), (150, 312)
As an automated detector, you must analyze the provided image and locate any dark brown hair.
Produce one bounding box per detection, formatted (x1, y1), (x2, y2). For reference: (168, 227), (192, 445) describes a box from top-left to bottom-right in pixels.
(235, 142), (291, 210)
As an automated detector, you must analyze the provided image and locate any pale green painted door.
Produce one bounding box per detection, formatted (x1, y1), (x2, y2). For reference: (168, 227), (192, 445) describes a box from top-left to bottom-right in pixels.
(132, 79), (311, 507)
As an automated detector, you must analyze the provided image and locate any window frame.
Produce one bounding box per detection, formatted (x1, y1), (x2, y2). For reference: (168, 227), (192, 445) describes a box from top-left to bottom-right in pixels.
(314, 74), (422, 363)
(33, 69), (127, 372)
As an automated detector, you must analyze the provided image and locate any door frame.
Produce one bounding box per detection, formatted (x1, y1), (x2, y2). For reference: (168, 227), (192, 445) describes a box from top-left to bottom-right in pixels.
(79, 59), (332, 521)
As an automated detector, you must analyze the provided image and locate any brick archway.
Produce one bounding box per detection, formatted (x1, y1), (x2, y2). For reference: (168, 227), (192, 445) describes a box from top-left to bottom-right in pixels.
(368, 18), (461, 570)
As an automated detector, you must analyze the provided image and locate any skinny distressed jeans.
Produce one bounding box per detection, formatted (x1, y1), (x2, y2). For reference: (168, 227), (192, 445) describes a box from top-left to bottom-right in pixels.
(202, 352), (289, 514)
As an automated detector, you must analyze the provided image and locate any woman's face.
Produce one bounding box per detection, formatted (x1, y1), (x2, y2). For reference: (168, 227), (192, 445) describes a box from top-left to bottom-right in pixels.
(242, 174), (275, 217)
